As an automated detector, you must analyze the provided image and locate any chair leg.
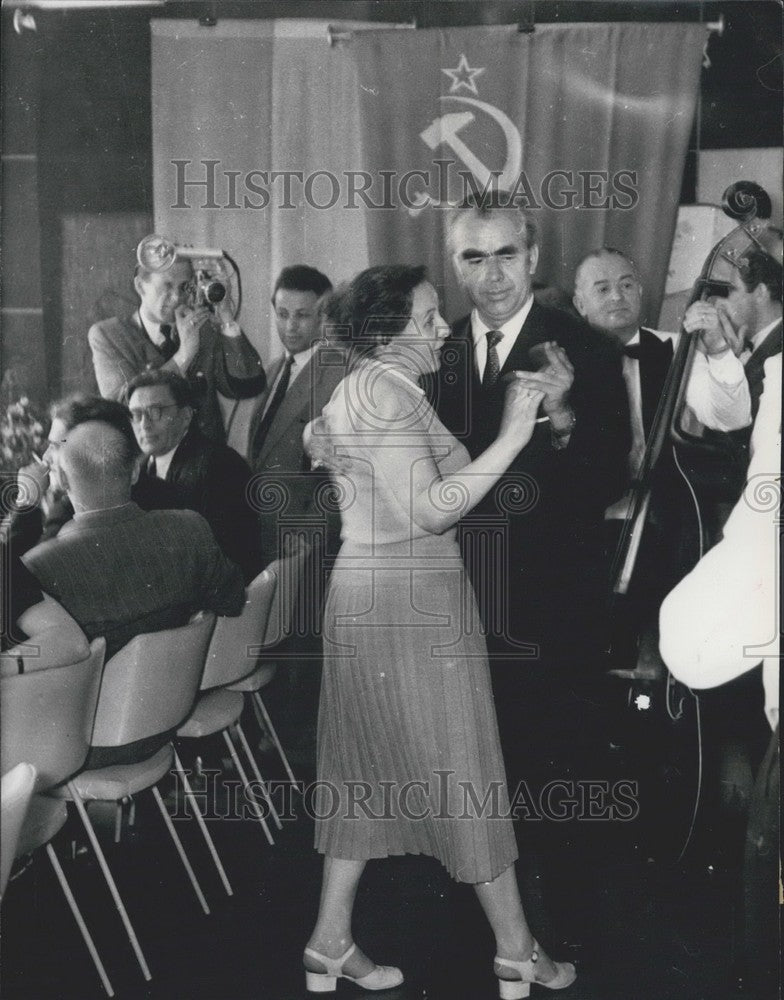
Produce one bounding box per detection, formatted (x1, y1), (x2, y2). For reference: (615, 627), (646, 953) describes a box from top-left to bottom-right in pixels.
(67, 782), (152, 982)
(113, 800), (123, 844)
(172, 749), (233, 897)
(233, 720), (283, 830)
(151, 785), (210, 915)
(221, 729), (274, 846)
(251, 690), (298, 785)
(46, 843), (115, 997)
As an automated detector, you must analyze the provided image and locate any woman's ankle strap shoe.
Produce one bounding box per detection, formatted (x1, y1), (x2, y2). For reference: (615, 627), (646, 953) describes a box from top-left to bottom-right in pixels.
(494, 941), (576, 998)
(304, 943), (404, 993)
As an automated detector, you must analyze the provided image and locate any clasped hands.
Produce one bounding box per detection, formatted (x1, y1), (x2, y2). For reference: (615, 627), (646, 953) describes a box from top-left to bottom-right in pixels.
(683, 300), (747, 358)
(503, 341), (574, 436)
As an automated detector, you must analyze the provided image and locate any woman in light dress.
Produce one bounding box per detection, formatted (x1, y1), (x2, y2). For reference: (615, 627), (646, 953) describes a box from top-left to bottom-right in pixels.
(302, 265), (576, 998)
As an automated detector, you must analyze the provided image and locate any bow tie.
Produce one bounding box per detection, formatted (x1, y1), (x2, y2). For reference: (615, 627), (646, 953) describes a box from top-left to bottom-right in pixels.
(622, 344), (642, 360)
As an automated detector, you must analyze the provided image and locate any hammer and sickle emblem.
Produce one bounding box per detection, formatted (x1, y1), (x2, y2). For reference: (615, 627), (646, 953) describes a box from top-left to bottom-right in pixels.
(409, 95), (523, 214)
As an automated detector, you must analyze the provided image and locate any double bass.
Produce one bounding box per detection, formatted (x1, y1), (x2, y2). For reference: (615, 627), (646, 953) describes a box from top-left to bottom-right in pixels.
(605, 180), (780, 860)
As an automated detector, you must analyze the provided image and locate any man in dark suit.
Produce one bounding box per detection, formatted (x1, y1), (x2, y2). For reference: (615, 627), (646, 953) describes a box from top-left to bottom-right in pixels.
(126, 369), (263, 582)
(248, 265), (345, 562)
(573, 247), (684, 648)
(573, 247), (676, 484)
(89, 251), (265, 444)
(437, 194), (629, 778)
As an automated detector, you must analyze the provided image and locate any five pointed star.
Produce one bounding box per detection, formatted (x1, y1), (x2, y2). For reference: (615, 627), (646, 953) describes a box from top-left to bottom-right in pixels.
(441, 53), (486, 95)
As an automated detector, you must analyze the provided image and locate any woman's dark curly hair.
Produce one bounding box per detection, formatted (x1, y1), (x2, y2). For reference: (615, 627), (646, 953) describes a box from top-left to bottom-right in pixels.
(320, 265), (428, 362)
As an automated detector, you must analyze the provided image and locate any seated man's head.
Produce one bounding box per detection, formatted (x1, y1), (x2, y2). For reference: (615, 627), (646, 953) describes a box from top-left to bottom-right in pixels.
(57, 420), (139, 513)
(44, 394), (135, 492)
(126, 370), (193, 458)
(272, 265), (332, 356)
(573, 248), (642, 344)
(134, 258), (193, 327)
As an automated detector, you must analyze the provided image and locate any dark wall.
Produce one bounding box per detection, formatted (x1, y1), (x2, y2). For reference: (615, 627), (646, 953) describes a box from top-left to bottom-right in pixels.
(1, 1), (781, 405)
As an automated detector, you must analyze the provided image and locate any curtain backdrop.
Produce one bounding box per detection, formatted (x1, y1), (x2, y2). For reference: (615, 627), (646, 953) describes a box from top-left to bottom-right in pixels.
(353, 22), (707, 325)
(152, 19), (400, 364)
(152, 19), (404, 451)
(152, 18), (707, 443)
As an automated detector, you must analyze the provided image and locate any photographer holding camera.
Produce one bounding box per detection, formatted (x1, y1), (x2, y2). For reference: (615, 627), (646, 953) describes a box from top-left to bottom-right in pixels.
(89, 247), (265, 445)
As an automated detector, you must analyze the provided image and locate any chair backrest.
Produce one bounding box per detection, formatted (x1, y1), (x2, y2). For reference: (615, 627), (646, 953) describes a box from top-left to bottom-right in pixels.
(201, 568), (277, 690)
(90, 612), (215, 748)
(1, 762), (37, 897)
(262, 543), (311, 649)
(0, 639), (106, 790)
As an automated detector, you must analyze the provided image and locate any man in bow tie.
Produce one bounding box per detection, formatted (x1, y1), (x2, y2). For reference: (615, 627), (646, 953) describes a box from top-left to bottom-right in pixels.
(436, 192), (629, 782)
(89, 248), (265, 444)
(573, 247), (686, 618)
(573, 247), (678, 486)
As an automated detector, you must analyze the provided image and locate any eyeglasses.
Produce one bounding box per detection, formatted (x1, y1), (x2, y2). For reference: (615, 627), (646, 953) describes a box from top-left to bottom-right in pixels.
(129, 403), (180, 423)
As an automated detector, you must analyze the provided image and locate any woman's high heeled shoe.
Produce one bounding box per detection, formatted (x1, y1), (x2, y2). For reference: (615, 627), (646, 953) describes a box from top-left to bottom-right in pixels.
(304, 943), (404, 993)
(494, 941), (576, 999)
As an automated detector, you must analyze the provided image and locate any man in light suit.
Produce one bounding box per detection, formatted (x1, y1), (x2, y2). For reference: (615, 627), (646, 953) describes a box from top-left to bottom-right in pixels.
(247, 266), (346, 768)
(436, 192), (629, 782)
(89, 251), (265, 444)
(248, 265), (345, 561)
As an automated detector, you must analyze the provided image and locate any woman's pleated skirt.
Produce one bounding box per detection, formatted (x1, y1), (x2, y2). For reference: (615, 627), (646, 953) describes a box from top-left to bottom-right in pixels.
(314, 537), (518, 883)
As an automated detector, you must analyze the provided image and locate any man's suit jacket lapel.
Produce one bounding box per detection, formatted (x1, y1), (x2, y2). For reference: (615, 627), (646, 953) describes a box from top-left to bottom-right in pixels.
(249, 355), (284, 460)
(131, 311), (166, 365)
(499, 301), (545, 378)
(639, 329), (674, 437)
(255, 353), (316, 466)
(165, 427), (199, 483)
(450, 315), (482, 395)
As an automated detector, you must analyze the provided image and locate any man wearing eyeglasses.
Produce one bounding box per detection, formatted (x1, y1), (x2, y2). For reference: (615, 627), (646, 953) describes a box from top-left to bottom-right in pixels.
(127, 369), (263, 582)
(436, 192), (629, 783)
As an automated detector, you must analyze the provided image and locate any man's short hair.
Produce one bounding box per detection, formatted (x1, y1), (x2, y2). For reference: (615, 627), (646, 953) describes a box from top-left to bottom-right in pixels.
(737, 247), (783, 304)
(573, 247), (641, 290)
(50, 393), (138, 451)
(124, 369), (194, 409)
(446, 189), (538, 254)
(60, 420), (139, 490)
(272, 265), (332, 303)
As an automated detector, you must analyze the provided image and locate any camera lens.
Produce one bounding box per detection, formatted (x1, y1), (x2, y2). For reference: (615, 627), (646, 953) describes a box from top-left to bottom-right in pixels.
(203, 279), (226, 304)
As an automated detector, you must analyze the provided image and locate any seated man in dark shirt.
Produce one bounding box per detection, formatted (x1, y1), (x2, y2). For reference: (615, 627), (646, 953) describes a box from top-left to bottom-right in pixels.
(127, 369), (264, 581)
(5, 392), (171, 555)
(23, 418), (245, 662)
